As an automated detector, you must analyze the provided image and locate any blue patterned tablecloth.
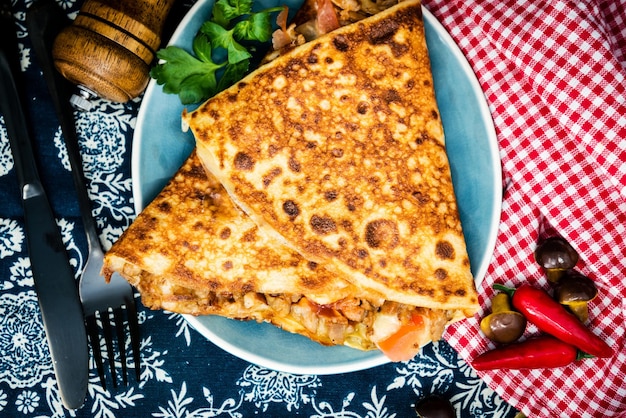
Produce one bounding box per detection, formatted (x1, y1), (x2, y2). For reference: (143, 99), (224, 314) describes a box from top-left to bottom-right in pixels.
(0, 0), (517, 416)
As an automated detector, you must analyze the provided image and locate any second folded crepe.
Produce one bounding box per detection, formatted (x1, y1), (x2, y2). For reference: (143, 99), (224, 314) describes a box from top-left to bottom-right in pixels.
(104, 151), (462, 358)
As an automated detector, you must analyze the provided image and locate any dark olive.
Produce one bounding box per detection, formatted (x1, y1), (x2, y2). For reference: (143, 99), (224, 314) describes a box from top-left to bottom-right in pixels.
(555, 269), (598, 322)
(480, 293), (526, 344)
(414, 394), (455, 418)
(534, 236), (579, 282)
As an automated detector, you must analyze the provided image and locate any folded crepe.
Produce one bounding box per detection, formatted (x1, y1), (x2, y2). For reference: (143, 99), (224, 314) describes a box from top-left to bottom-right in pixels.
(104, 151), (460, 357)
(184, 0), (478, 313)
(104, 0), (479, 361)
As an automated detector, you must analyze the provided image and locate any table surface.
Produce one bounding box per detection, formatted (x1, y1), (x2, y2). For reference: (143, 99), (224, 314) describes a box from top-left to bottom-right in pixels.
(4, 0), (624, 417)
(0, 0), (518, 416)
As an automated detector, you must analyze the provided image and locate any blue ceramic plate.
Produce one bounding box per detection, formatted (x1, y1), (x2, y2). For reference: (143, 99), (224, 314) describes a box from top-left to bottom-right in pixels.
(133, 0), (501, 375)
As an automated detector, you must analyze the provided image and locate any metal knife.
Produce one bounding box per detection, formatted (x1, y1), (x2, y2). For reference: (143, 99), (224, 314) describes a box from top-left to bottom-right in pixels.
(0, 2), (88, 410)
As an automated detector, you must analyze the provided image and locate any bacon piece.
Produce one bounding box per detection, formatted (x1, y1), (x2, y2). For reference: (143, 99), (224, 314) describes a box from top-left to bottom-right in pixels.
(277, 6), (289, 31)
(271, 29), (293, 51)
(315, 0), (340, 35)
(271, 7), (293, 51)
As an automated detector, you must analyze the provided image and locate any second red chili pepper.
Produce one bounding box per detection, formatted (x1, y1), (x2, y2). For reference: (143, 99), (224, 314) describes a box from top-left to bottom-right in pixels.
(495, 283), (614, 358)
(471, 336), (590, 370)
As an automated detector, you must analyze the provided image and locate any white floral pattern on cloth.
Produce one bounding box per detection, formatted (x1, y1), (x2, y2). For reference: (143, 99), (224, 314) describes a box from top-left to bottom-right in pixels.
(0, 117), (14, 177)
(0, 291), (52, 389)
(0, 218), (23, 260)
(238, 366), (320, 411)
(149, 342), (511, 418)
(53, 100), (136, 248)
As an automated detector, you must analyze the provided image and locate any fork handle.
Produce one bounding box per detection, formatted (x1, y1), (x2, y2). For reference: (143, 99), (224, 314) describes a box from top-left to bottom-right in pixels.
(27, 1), (103, 254)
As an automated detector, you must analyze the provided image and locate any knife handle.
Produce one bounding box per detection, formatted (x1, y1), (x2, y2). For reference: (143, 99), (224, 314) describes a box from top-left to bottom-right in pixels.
(0, 52), (40, 189)
(51, 0), (175, 103)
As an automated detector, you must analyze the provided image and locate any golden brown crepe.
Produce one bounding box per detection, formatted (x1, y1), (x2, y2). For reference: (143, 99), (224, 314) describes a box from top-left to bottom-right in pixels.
(184, 0), (478, 314)
(103, 151), (459, 354)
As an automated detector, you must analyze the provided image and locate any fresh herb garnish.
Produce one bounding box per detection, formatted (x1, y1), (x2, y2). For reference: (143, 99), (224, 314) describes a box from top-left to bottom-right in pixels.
(150, 0), (284, 105)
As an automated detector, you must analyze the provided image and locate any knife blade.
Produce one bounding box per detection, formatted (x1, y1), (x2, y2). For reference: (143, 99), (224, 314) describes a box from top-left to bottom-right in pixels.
(0, 2), (88, 410)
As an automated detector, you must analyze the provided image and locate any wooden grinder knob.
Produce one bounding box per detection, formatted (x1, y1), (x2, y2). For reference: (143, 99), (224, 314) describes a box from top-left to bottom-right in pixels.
(52, 0), (175, 103)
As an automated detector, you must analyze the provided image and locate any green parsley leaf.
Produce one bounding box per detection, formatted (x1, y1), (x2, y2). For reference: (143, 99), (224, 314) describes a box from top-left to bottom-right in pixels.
(211, 0), (254, 27)
(200, 21), (252, 64)
(150, 0), (284, 105)
(217, 59), (250, 91)
(233, 11), (274, 42)
(150, 45), (224, 104)
(192, 32), (213, 62)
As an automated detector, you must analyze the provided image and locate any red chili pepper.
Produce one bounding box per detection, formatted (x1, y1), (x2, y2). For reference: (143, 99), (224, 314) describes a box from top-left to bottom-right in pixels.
(495, 284), (614, 358)
(471, 336), (591, 370)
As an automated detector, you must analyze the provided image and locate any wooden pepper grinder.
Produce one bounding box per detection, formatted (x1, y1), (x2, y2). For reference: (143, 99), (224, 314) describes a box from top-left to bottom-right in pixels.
(52, 0), (175, 105)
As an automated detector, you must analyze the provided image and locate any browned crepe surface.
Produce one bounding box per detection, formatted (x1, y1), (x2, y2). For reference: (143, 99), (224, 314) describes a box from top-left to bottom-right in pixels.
(103, 151), (368, 307)
(103, 152), (458, 350)
(185, 0), (479, 313)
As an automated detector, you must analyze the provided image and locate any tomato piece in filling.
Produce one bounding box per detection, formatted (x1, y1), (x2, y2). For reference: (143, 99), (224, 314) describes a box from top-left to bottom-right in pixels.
(377, 313), (427, 362)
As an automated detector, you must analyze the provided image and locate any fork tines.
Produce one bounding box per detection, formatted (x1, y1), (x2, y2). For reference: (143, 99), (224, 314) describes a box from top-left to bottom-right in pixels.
(85, 301), (141, 390)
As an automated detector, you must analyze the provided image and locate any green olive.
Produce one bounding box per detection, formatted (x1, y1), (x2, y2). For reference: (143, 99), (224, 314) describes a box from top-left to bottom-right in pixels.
(414, 395), (455, 418)
(480, 293), (526, 344)
(534, 236), (579, 282)
(555, 269), (598, 323)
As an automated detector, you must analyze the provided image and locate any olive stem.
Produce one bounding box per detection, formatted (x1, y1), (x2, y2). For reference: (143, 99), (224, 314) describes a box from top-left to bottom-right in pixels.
(493, 284), (515, 298)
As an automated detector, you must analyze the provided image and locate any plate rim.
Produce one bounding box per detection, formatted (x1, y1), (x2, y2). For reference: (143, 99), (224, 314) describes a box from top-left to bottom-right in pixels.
(131, 0), (501, 375)
(422, 5), (502, 284)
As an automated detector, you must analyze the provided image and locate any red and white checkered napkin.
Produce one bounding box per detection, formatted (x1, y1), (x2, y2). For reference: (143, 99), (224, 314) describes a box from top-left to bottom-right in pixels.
(421, 0), (626, 416)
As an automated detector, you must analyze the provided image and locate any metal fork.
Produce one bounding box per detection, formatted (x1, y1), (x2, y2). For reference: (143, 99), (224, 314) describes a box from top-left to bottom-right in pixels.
(80, 251), (141, 390)
(26, 0), (141, 390)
